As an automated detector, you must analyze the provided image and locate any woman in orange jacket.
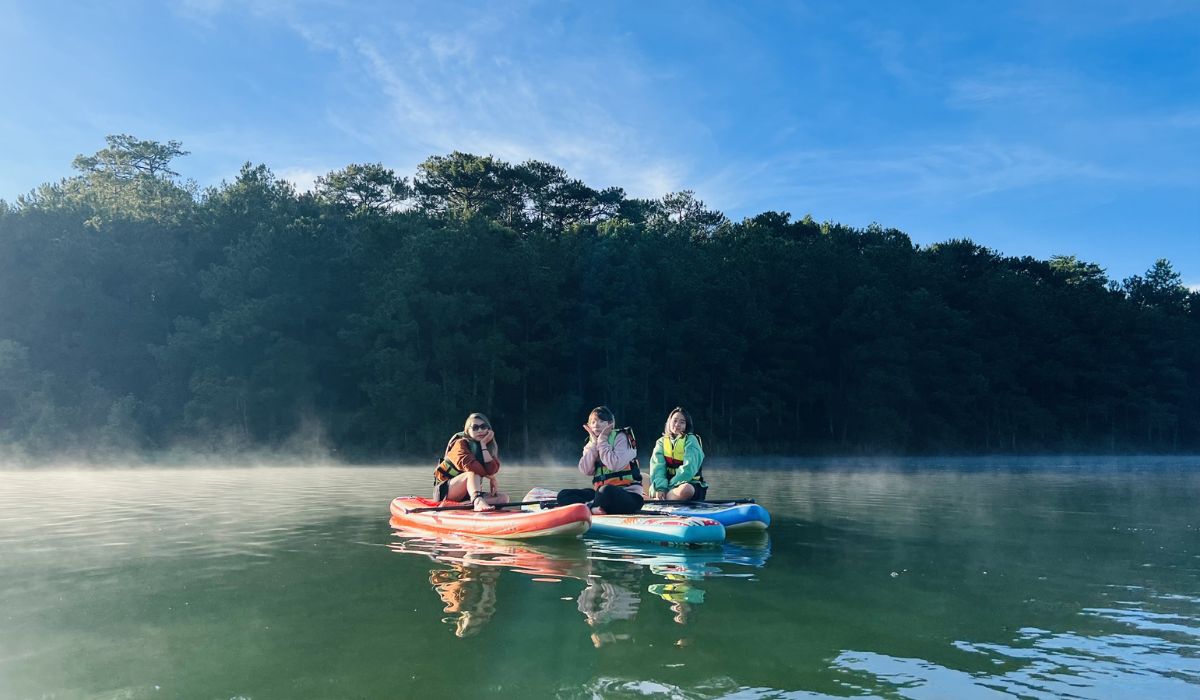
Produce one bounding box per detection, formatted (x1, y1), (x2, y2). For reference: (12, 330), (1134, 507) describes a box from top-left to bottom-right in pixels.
(434, 413), (509, 512)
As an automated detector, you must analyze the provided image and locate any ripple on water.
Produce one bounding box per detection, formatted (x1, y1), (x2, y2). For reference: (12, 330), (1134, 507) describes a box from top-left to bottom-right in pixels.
(2, 463), (1200, 699)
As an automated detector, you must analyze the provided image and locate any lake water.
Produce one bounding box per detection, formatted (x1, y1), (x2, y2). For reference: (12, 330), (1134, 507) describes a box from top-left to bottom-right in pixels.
(2, 459), (1198, 699)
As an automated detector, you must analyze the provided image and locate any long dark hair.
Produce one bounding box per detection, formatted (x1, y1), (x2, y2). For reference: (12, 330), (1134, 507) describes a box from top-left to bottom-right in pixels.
(663, 406), (693, 437)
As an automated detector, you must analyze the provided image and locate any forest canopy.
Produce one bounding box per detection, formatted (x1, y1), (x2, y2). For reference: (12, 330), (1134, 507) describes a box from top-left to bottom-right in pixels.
(1, 135), (1197, 460)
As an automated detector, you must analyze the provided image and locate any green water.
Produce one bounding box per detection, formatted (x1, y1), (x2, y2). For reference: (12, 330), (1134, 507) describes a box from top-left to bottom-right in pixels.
(2, 460), (1198, 699)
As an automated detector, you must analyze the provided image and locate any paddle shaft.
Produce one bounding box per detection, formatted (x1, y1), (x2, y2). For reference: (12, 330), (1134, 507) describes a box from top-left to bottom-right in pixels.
(647, 498), (756, 505)
(406, 499), (552, 513)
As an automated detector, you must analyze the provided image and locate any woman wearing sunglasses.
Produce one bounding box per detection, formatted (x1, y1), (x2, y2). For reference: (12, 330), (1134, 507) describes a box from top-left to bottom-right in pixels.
(556, 405), (645, 515)
(434, 413), (509, 512)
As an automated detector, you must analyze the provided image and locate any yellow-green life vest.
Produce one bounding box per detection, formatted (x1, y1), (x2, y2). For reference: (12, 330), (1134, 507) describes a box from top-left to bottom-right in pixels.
(663, 433), (705, 486)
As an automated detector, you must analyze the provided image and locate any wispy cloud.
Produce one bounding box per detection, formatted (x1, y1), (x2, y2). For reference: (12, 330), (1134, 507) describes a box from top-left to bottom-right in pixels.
(174, 0), (227, 24)
(875, 143), (1117, 197)
(14, 0), (1183, 286)
(348, 28), (676, 191)
(174, 0), (351, 52)
(184, 2), (693, 198)
(700, 140), (1115, 217)
(946, 65), (1072, 110)
(860, 25), (918, 86)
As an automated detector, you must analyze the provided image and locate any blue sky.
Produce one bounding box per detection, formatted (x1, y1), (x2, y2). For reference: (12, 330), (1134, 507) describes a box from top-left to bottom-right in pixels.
(2, 0), (1197, 285)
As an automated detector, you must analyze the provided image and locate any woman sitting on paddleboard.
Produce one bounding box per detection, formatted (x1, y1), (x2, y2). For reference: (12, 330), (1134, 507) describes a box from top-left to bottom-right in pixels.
(434, 413), (509, 512)
(557, 406), (645, 515)
(647, 406), (707, 501)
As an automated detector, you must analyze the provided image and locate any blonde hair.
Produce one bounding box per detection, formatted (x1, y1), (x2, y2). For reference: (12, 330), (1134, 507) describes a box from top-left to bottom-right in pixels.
(463, 413), (497, 456)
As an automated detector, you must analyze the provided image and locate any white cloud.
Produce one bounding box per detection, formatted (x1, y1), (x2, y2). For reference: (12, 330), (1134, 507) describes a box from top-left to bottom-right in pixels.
(237, 5), (694, 199)
(277, 166), (324, 193)
(353, 39), (443, 141)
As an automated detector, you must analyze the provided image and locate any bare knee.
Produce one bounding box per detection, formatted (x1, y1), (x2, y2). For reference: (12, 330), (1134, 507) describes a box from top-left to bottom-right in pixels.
(669, 483), (696, 501)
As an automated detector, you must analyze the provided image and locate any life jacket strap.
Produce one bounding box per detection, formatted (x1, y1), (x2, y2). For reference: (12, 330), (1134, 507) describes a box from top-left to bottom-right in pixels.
(592, 468), (637, 486)
(434, 458), (462, 484)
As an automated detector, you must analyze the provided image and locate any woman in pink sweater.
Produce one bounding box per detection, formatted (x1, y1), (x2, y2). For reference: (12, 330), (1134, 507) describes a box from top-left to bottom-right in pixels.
(556, 406), (645, 515)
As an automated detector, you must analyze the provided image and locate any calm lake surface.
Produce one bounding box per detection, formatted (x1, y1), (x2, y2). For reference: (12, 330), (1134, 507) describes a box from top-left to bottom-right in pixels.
(2, 459), (1198, 699)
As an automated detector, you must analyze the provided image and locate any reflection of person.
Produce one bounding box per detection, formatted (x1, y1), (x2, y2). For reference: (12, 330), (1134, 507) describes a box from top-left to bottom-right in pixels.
(577, 578), (640, 626)
(429, 564), (500, 638)
(647, 577), (705, 625)
(557, 406), (645, 515)
(648, 407), (707, 501)
(577, 561), (642, 647)
(434, 413), (509, 512)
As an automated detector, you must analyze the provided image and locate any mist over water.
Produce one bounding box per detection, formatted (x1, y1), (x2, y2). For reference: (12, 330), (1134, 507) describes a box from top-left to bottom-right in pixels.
(1, 460), (1198, 699)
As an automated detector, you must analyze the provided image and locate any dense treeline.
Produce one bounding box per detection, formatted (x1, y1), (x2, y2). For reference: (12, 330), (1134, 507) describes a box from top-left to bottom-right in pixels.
(1, 135), (1197, 460)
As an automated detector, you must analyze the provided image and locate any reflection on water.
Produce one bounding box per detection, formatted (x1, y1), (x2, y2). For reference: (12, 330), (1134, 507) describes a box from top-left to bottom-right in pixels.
(835, 614), (1200, 700)
(919, 590), (1200, 699)
(388, 520), (771, 644)
(648, 581), (703, 625)
(578, 561), (641, 647)
(387, 524), (585, 638)
(429, 566), (499, 638)
(2, 461), (1199, 699)
(587, 537), (771, 641)
(387, 521), (590, 580)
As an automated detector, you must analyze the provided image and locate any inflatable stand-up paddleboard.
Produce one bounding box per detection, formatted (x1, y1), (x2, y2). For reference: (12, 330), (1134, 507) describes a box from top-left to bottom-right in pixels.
(524, 488), (724, 545)
(390, 497), (591, 539)
(639, 499), (770, 531)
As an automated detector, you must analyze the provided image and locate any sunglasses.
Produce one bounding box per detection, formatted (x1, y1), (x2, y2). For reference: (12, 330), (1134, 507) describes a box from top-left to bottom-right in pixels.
(470, 423), (490, 431)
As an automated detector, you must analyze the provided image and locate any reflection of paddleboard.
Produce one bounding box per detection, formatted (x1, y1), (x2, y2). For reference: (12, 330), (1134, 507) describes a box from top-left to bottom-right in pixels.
(390, 496), (590, 539)
(587, 537), (771, 580)
(639, 500), (770, 531)
(524, 488), (725, 545)
(388, 521), (589, 580)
